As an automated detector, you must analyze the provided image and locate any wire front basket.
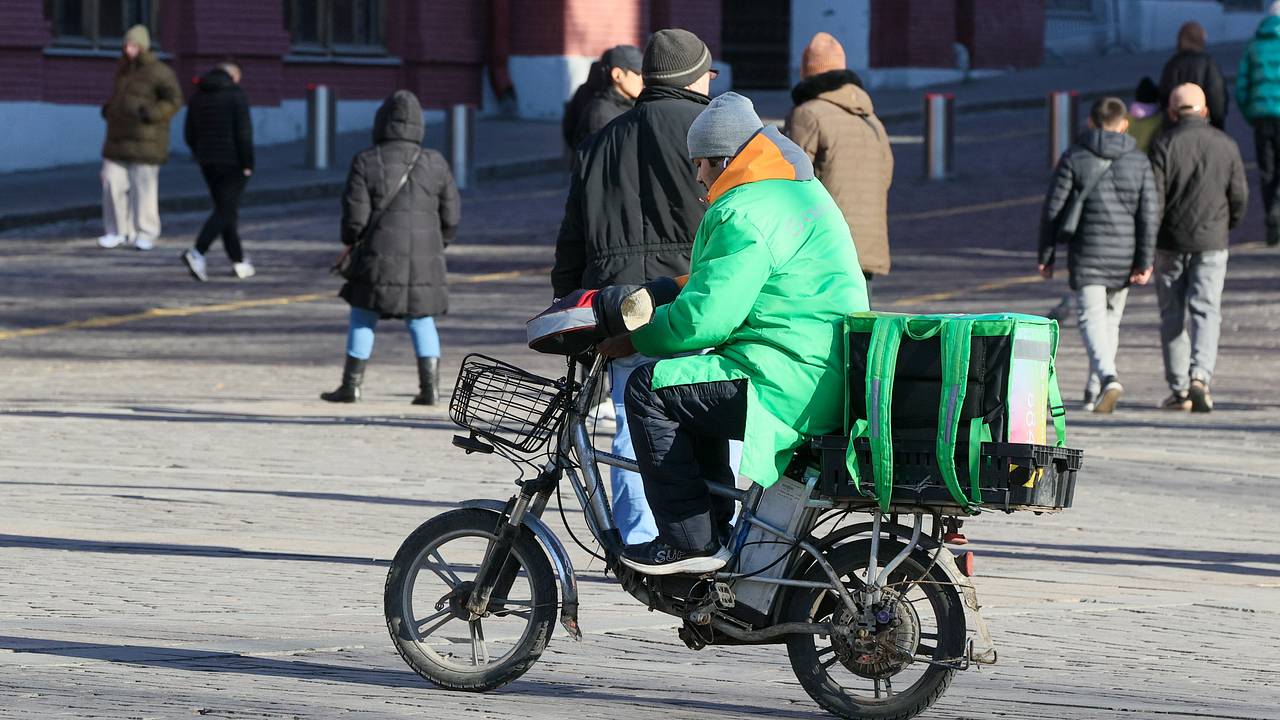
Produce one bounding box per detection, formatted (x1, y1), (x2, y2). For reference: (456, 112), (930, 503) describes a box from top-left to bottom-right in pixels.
(449, 354), (572, 454)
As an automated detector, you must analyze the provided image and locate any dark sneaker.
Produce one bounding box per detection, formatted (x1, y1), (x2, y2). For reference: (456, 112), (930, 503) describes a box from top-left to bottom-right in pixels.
(1160, 392), (1192, 411)
(1082, 389), (1097, 413)
(620, 540), (731, 576)
(1092, 376), (1123, 414)
(1189, 379), (1213, 413)
(1267, 225), (1280, 247)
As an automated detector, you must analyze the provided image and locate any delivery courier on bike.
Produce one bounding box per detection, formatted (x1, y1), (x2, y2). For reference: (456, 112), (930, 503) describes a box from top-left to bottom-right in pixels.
(599, 92), (869, 575)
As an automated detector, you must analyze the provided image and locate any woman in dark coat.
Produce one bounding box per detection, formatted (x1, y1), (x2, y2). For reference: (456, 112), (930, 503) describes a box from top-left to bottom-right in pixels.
(1159, 21), (1229, 130)
(321, 90), (461, 405)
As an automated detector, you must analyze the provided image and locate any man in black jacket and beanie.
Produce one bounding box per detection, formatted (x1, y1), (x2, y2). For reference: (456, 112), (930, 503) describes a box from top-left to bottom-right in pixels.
(1040, 97), (1159, 414)
(182, 62), (255, 281)
(1149, 83), (1248, 413)
(551, 27), (714, 548)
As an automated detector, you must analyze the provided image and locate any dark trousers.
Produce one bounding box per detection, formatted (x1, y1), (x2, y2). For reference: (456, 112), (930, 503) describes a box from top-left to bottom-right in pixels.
(195, 164), (248, 262)
(1253, 118), (1280, 230)
(623, 362), (746, 551)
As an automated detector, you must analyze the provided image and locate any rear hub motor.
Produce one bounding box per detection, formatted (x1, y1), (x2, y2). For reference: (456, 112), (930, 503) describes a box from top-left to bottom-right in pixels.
(832, 591), (922, 679)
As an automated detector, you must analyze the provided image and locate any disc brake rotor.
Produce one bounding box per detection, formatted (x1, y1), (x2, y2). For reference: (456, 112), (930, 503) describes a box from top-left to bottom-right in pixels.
(831, 589), (922, 679)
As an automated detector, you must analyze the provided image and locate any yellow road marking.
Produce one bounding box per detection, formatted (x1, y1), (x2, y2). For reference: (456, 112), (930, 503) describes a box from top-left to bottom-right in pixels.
(890, 195), (1042, 222)
(890, 274), (1043, 307)
(0, 267), (553, 342)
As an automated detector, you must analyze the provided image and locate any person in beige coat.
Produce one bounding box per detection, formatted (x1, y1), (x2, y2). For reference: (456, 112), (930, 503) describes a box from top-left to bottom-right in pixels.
(784, 32), (894, 295)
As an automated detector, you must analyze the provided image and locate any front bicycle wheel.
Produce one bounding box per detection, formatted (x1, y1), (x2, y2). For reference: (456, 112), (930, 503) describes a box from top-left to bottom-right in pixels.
(784, 539), (967, 720)
(384, 508), (557, 691)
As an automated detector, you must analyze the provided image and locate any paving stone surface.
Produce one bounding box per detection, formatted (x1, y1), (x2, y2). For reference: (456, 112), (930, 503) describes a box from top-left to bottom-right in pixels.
(1, 106), (1278, 720)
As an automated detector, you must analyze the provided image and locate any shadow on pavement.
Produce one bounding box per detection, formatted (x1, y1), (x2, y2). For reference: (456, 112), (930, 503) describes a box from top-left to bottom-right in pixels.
(0, 635), (827, 716)
(0, 481), (462, 510)
(971, 543), (1280, 578)
(972, 539), (1280, 567)
(0, 533), (391, 567)
(0, 408), (458, 431)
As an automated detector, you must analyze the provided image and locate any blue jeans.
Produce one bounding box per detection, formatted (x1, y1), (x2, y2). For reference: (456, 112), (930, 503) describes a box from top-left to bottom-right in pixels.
(345, 306), (440, 360)
(610, 355), (659, 545)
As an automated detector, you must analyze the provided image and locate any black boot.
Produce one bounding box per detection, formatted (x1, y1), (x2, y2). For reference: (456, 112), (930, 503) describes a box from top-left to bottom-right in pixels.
(320, 355), (365, 403)
(412, 357), (440, 406)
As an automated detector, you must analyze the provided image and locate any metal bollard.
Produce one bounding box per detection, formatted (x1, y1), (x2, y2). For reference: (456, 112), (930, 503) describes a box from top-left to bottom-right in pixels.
(306, 84), (336, 170)
(445, 104), (475, 190)
(923, 93), (954, 181)
(1048, 91), (1079, 167)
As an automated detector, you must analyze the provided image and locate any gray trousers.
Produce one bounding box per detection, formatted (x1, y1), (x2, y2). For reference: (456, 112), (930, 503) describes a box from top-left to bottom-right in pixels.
(1155, 249), (1228, 393)
(1074, 285), (1128, 396)
(101, 160), (161, 241)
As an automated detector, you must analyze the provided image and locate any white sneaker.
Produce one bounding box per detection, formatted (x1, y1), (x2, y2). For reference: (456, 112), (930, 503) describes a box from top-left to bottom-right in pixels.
(133, 235), (156, 251)
(232, 260), (256, 279)
(182, 249), (208, 282)
(97, 233), (125, 249)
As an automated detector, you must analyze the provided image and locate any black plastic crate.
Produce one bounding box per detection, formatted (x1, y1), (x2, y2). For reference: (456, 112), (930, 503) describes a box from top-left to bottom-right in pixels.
(810, 431), (1082, 513)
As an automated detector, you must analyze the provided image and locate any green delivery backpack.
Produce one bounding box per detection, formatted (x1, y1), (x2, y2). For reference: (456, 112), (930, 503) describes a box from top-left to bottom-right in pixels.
(844, 312), (1067, 512)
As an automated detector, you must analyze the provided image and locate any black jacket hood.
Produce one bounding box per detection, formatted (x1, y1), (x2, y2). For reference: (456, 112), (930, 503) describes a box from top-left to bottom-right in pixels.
(198, 68), (235, 93)
(1079, 128), (1137, 160)
(374, 90), (424, 144)
(791, 69), (865, 107)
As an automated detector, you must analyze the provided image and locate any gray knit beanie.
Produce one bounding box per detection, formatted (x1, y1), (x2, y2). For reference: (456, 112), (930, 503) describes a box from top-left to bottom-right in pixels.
(687, 92), (764, 160)
(643, 28), (712, 88)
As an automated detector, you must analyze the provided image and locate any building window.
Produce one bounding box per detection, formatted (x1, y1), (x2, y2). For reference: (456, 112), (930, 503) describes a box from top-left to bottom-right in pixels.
(46, 0), (156, 49)
(286, 0), (386, 55)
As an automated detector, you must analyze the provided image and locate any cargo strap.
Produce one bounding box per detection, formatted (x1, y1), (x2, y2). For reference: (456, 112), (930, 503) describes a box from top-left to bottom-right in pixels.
(1047, 321), (1067, 447)
(936, 319), (983, 512)
(843, 315), (906, 510)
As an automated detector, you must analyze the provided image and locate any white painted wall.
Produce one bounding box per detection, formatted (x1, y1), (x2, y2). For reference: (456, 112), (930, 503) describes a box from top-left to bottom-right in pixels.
(0, 98), (389, 173)
(790, 0), (871, 85)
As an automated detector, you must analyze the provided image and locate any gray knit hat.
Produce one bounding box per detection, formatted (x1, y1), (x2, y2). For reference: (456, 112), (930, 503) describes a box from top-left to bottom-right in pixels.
(643, 28), (712, 88)
(687, 92), (763, 160)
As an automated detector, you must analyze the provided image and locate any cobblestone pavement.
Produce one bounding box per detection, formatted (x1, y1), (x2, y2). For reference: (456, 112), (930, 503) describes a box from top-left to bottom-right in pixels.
(1, 107), (1278, 719)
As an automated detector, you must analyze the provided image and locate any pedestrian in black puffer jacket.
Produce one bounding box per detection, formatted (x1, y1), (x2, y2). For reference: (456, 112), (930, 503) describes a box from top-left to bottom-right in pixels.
(1039, 98), (1159, 416)
(1159, 22), (1229, 130)
(321, 90), (461, 406)
(551, 29), (714, 299)
(182, 63), (255, 281)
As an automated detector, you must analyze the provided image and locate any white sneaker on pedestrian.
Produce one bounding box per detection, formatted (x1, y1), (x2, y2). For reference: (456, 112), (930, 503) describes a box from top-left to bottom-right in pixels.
(133, 235), (156, 251)
(97, 233), (125, 249)
(182, 249), (208, 282)
(232, 259), (256, 279)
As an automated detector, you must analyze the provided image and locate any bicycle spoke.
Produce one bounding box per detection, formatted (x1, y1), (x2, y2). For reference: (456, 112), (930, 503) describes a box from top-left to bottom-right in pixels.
(816, 645), (836, 658)
(917, 643), (938, 657)
(489, 597), (534, 607)
(821, 654), (842, 670)
(470, 620), (489, 666)
(492, 608), (533, 620)
(874, 678), (883, 699)
(418, 610), (455, 639)
(425, 549), (462, 587)
(884, 677), (894, 697)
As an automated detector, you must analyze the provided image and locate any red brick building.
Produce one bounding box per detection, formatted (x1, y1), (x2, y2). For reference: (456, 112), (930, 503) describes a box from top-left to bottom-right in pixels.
(0, 1), (1043, 172)
(0, 0), (722, 171)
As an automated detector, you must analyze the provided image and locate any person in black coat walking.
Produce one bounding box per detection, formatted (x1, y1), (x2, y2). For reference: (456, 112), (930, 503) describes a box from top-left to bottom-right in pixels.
(1039, 97), (1159, 414)
(1149, 83), (1248, 413)
(321, 90), (461, 405)
(551, 28), (715, 547)
(182, 62), (255, 281)
(1159, 22), (1229, 130)
(570, 45), (644, 151)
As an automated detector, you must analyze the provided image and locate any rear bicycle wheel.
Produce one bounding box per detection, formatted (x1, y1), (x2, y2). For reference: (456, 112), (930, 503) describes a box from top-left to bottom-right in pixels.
(384, 508), (557, 691)
(784, 539), (966, 720)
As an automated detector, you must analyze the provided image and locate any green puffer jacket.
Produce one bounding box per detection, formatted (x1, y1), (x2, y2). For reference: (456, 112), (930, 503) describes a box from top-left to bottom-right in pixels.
(631, 126), (869, 488)
(1237, 16), (1280, 121)
(101, 51), (183, 165)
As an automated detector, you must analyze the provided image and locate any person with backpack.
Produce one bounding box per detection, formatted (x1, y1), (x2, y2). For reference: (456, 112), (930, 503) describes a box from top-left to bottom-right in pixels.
(320, 90), (461, 406)
(1039, 97), (1159, 414)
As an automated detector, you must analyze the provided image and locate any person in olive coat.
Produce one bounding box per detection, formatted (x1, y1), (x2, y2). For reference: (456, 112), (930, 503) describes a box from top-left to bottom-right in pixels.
(321, 91), (461, 405)
(97, 24), (183, 251)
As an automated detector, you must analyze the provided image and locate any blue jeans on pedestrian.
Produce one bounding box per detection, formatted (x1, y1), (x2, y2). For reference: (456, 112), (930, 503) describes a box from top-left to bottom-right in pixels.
(610, 354), (659, 545)
(345, 306), (440, 360)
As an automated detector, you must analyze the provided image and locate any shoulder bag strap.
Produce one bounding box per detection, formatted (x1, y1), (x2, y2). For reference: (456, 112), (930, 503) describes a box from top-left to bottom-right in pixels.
(356, 146), (423, 246)
(1057, 157), (1114, 242)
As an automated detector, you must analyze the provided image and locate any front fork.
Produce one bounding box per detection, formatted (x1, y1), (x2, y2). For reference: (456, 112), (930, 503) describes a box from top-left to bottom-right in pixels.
(465, 464), (559, 618)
